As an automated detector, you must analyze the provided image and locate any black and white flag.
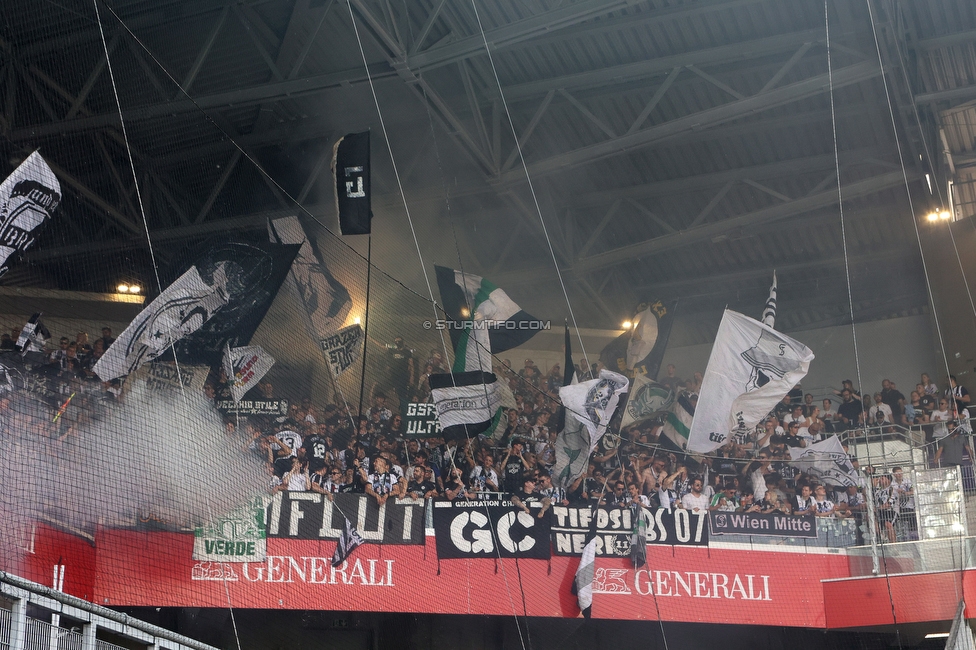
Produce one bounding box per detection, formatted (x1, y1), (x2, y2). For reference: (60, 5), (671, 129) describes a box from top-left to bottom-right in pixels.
(320, 323), (363, 378)
(552, 370), (629, 488)
(788, 436), (858, 487)
(268, 216), (352, 345)
(571, 507), (598, 618)
(762, 271), (777, 328)
(0, 152), (60, 278)
(687, 310), (813, 454)
(16, 312), (49, 354)
(94, 266), (230, 381)
(222, 345), (275, 404)
(333, 132), (372, 235)
(331, 513), (365, 567)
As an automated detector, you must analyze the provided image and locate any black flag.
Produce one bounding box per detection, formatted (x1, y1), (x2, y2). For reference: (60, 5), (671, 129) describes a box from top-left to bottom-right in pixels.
(333, 131), (372, 235)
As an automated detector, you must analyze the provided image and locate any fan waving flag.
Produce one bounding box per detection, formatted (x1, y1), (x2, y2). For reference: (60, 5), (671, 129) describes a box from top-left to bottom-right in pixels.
(429, 269), (536, 441)
(599, 300), (676, 378)
(552, 370), (629, 488)
(789, 436), (858, 487)
(686, 310), (814, 454)
(16, 312), (50, 354)
(0, 151), (61, 278)
(571, 506), (598, 618)
(434, 266), (540, 354)
(94, 266), (230, 381)
(333, 131), (372, 235)
(223, 345), (275, 404)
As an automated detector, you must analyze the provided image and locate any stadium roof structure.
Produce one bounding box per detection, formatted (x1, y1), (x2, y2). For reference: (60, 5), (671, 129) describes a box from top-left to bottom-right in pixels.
(0, 0), (974, 351)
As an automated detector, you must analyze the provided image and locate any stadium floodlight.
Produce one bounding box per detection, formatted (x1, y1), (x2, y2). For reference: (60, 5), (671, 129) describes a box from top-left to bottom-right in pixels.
(116, 283), (129, 293)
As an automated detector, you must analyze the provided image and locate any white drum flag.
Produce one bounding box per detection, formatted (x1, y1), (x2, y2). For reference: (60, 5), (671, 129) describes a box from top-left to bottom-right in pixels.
(687, 310), (813, 453)
(223, 345), (275, 403)
(94, 265), (230, 381)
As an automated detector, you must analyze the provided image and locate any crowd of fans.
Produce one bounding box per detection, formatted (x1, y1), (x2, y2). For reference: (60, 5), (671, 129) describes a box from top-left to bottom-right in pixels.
(8, 325), (974, 546)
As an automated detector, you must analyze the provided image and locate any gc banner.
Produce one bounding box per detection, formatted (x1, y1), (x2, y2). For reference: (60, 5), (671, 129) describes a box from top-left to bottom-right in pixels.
(708, 511), (817, 538)
(551, 506), (708, 554)
(267, 493), (425, 545)
(432, 500), (551, 559)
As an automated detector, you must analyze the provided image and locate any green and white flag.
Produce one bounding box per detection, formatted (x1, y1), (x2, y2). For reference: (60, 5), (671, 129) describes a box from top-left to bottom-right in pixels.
(661, 393), (695, 451)
(620, 373), (674, 429)
(429, 267), (535, 441)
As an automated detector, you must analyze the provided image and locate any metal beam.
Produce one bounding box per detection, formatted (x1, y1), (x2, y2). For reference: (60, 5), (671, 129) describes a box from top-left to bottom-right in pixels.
(575, 170), (911, 273)
(7, 63), (394, 141)
(405, 0), (641, 73)
(503, 28), (822, 101)
(497, 61), (881, 184)
(915, 83), (976, 105)
(570, 148), (884, 207)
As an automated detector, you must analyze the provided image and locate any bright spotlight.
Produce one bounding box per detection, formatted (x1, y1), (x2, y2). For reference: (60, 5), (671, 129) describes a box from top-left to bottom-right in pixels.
(622, 321), (632, 329)
(939, 210), (951, 220)
(459, 307), (471, 318)
(128, 285), (141, 294)
(117, 284), (129, 293)
(926, 212), (939, 222)
(353, 316), (362, 325)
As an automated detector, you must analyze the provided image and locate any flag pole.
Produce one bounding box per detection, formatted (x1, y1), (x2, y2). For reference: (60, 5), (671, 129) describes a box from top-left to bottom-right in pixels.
(356, 235), (372, 422)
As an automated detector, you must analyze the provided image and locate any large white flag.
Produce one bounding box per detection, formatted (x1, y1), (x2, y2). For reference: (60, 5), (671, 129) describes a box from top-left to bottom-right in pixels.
(0, 152), (60, 277)
(687, 310), (813, 453)
(94, 266), (230, 381)
(553, 371), (628, 489)
(788, 436), (858, 487)
(223, 345), (275, 403)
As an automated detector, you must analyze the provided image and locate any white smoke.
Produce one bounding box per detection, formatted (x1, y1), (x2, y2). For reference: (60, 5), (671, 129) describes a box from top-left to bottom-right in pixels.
(0, 370), (266, 561)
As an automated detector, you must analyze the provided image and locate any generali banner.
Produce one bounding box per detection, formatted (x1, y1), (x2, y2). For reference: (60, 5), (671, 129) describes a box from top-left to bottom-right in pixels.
(17, 523), (864, 627)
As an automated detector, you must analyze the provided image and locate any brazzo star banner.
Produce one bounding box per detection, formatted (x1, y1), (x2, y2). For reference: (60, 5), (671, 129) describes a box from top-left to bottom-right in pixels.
(320, 324), (363, 378)
(94, 266), (231, 381)
(687, 310), (813, 454)
(0, 152), (60, 277)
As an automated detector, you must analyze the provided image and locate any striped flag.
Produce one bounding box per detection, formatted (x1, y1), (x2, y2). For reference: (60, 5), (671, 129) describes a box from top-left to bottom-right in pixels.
(331, 514), (365, 568)
(761, 271), (777, 328)
(429, 267), (536, 440)
(661, 393), (695, 451)
(571, 507), (598, 618)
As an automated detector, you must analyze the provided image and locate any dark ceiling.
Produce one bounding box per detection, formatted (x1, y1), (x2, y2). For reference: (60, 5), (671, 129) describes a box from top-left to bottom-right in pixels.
(1, 0), (974, 346)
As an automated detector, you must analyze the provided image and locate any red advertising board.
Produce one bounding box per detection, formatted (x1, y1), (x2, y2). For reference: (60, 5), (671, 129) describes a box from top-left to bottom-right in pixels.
(21, 525), (976, 629)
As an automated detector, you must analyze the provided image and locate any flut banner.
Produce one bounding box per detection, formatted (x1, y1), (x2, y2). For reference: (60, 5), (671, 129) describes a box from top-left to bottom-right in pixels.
(432, 499), (551, 559)
(267, 493), (425, 545)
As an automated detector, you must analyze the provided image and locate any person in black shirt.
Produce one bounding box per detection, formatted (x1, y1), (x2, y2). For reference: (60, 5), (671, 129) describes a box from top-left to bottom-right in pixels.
(302, 429), (330, 473)
(406, 465), (438, 498)
(385, 337), (415, 404)
(501, 439), (531, 494)
(512, 477), (552, 518)
(836, 389), (864, 431)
